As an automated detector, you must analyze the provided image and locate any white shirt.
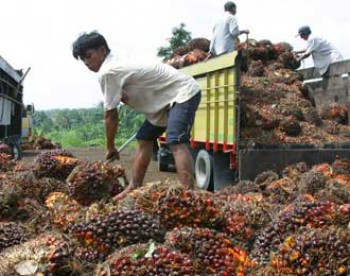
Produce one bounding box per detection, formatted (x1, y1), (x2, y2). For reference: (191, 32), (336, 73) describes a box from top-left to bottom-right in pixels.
(305, 36), (343, 75)
(209, 12), (240, 56)
(98, 54), (201, 126)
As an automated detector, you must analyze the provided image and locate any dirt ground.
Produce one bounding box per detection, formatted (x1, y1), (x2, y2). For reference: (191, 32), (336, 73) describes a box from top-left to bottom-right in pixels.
(21, 147), (177, 184)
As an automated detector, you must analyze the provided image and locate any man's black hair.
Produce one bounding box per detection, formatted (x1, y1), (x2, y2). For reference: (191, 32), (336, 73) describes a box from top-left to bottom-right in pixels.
(224, 1), (236, 11)
(72, 31), (110, 59)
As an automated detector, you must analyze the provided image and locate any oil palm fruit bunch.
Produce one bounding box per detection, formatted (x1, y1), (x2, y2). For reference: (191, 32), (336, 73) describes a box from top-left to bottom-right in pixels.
(45, 192), (82, 229)
(248, 60), (265, 77)
(68, 209), (165, 256)
(332, 158), (350, 175)
(320, 102), (348, 125)
(1, 171), (67, 203)
(0, 153), (16, 173)
(254, 170), (279, 190)
(183, 49), (208, 66)
(165, 227), (253, 275)
(297, 170), (327, 195)
(275, 227), (350, 276)
(0, 181), (49, 223)
(94, 243), (195, 276)
(33, 149), (79, 180)
(67, 161), (125, 206)
(157, 188), (224, 230)
(0, 233), (74, 276)
(277, 52), (301, 70)
(279, 119), (302, 137)
(0, 181), (40, 221)
(187, 37), (210, 52)
(0, 222), (30, 252)
(264, 178), (298, 204)
(272, 42), (293, 55)
(266, 69), (302, 85)
(280, 200), (349, 228)
(251, 200), (348, 264)
(223, 199), (272, 243)
(301, 106), (323, 126)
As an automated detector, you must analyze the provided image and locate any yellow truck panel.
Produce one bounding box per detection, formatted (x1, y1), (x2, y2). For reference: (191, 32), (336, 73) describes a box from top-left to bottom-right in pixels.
(180, 52), (239, 151)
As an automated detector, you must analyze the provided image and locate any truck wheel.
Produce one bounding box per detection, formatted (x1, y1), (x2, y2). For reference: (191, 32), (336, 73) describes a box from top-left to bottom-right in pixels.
(195, 150), (213, 190)
(11, 143), (22, 160)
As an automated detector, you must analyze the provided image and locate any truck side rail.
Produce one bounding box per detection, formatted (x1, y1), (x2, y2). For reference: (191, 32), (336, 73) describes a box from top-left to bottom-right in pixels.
(298, 60), (350, 109)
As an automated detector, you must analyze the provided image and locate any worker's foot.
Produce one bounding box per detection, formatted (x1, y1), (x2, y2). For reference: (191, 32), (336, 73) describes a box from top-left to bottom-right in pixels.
(113, 183), (136, 201)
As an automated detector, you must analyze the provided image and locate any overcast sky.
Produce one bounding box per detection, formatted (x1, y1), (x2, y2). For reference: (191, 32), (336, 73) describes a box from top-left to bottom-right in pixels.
(1, 0), (349, 110)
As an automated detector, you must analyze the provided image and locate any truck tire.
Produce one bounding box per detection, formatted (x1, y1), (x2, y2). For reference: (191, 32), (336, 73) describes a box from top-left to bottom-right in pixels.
(195, 150), (213, 190)
(11, 143), (22, 160)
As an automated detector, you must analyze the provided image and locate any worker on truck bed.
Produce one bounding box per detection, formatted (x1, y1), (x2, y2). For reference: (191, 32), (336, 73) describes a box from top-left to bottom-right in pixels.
(72, 32), (201, 200)
(294, 25), (343, 76)
(208, 1), (249, 57)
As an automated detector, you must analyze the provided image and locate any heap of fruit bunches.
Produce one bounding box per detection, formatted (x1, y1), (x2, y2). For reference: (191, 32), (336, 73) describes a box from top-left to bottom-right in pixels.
(95, 243), (195, 276)
(157, 189), (224, 230)
(0, 153), (16, 173)
(165, 227), (254, 275)
(223, 198), (272, 244)
(0, 222), (30, 252)
(33, 149), (79, 180)
(273, 227), (350, 275)
(67, 161), (125, 206)
(68, 209), (165, 261)
(251, 200), (348, 263)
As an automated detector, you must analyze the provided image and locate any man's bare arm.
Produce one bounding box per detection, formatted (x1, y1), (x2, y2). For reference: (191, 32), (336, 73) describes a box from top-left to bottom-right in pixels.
(105, 108), (119, 160)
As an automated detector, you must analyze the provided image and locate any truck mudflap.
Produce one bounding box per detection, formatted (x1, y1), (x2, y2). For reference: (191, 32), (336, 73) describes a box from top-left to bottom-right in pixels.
(238, 145), (350, 181)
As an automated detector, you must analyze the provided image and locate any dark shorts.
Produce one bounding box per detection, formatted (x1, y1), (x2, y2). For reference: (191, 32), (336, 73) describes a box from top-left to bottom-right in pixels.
(136, 92), (201, 144)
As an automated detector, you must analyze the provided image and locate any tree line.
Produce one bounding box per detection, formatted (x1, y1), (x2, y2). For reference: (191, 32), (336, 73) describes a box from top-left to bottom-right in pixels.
(33, 104), (144, 148)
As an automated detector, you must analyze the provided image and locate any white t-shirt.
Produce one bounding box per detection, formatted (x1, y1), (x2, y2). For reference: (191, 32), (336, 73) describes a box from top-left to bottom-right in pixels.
(98, 54), (201, 126)
(305, 36), (343, 75)
(209, 12), (240, 56)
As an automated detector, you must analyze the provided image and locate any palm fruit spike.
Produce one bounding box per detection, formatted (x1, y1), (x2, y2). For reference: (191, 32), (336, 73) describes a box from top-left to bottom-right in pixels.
(68, 209), (165, 255)
(320, 102), (348, 125)
(165, 227), (254, 275)
(1, 170), (67, 203)
(156, 188), (224, 230)
(0, 233), (74, 276)
(95, 243), (195, 276)
(0, 222), (30, 252)
(33, 149), (79, 180)
(67, 161), (125, 206)
(277, 227), (350, 275)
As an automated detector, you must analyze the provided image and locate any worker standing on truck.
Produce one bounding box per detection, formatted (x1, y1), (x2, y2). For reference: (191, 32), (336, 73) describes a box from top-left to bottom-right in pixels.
(209, 1), (249, 57)
(72, 32), (201, 200)
(294, 26), (343, 76)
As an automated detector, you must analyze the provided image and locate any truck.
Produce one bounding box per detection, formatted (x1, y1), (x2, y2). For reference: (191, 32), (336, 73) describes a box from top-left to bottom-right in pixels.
(0, 56), (32, 159)
(158, 51), (350, 191)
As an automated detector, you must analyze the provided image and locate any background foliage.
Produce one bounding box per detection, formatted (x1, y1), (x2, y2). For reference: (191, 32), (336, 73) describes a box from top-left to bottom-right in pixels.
(33, 104), (144, 148)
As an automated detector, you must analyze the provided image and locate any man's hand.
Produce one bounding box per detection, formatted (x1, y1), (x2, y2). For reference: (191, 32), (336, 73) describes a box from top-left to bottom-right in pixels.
(105, 148), (120, 163)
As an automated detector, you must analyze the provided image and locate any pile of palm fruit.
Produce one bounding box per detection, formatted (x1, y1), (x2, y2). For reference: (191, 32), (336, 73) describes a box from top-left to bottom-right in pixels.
(237, 39), (350, 146)
(0, 147), (349, 275)
(165, 38), (350, 147)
